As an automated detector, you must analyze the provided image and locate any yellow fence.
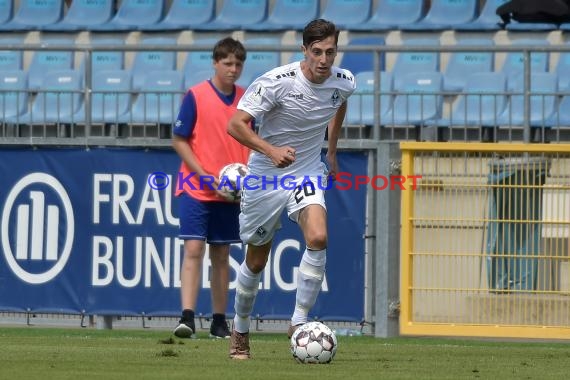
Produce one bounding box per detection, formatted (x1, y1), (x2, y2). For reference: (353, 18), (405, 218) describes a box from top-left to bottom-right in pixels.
(399, 142), (570, 340)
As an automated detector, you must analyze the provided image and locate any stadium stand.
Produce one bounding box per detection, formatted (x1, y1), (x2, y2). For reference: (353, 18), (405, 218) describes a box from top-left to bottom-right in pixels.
(121, 69), (183, 128)
(246, 0), (320, 31)
(0, 0), (13, 26)
(0, 0), (64, 31)
(499, 38), (550, 91)
(400, 0), (479, 31)
(0, 37), (24, 71)
(9, 69), (83, 134)
(41, 0), (115, 31)
(339, 36), (385, 75)
(130, 36), (177, 91)
(237, 38), (280, 87)
(26, 37), (75, 91)
(68, 69), (132, 128)
(87, 0), (164, 31)
(0, 70), (29, 129)
(554, 45), (570, 90)
(348, 0), (426, 31)
(345, 70), (393, 126)
(391, 38), (440, 89)
(319, 0), (372, 30)
(455, 0), (508, 31)
(442, 38), (494, 93)
(89, 37), (125, 74)
(139, 0), (216, 31)
(192, 0), (268, 31)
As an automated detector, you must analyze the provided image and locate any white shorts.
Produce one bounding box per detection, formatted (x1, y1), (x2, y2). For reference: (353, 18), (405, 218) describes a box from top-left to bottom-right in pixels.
(239, 175), (328, 245)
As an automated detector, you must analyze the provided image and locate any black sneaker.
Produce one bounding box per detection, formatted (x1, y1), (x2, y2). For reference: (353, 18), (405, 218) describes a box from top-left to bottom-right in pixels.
(173, 319), (195, 338)
(209, 321), (231, 339)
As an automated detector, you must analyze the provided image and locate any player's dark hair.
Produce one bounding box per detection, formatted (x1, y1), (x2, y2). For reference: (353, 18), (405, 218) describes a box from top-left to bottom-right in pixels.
(302, 19), (339, 48)
(212, 37), (247, 62)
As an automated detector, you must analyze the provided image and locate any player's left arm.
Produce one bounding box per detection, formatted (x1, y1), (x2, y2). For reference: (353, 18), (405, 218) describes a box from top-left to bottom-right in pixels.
(326, 101), (347, 179)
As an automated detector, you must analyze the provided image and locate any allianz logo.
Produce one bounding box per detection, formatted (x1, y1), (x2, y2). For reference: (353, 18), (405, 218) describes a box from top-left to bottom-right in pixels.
(1, 173), (74, 284)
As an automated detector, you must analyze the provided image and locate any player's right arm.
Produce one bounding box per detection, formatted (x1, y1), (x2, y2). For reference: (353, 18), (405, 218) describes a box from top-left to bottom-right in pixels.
(227, 110), (295, 168)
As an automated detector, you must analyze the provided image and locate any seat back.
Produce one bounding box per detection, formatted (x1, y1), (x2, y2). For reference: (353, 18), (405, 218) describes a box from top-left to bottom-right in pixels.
(132, 70), (184, 124)
(0, 38), (24, 71)
(450, 72), (507, 125)
(238, 38), (281, 87)
(62, 0), (114, 25)
(11, 0), (64, 25)
(443, 38), (494, 93)
(473, 0), (509, 25)
(392, 38), (440, 89)
(264, 0), (319, 26)
(90, 38), (125, 73)
(91, 70), (132, 122)
(131, 37), (177, 91)
(346, 71), (392, 125)
(214, 0), (268, 26)
(505, 72), (558, 125)
(500, 39), (549, 90)
(420, 0), (478, 25)
(27, 38), (74, 90)
(320, 0), (372, 26)
(0, 70), (28, 120)
(340, 36), (385, 75)
(161, 0), (215, 25)
(0, 0), (13, 24)
(392, 71), (443, 123)
(368, 0), (426, 25)
(31, 70), (82, 121)
(554, 46), (570, 90)
(112, 0), (164, 26)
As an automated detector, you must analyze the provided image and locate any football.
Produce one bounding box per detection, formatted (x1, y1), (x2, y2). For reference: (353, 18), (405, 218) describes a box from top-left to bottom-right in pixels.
(218, 163), (249, 201)
(290, 321), (337, 364)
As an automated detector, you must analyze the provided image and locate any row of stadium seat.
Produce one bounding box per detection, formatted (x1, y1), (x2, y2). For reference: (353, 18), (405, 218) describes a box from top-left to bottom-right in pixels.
(1, 0), (570, 33)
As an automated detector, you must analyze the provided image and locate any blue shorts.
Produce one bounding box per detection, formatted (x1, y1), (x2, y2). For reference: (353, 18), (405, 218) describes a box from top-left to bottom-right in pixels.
(178, 193), (241, 245)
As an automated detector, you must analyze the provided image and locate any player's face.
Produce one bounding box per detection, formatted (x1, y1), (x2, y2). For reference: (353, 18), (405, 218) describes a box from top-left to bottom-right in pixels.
(302, 36), (337, 84)
(213, 53), (244, 89)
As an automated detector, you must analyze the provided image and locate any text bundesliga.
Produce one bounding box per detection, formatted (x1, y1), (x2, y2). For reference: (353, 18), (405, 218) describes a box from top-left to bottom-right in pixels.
(176, 172), (422, 191)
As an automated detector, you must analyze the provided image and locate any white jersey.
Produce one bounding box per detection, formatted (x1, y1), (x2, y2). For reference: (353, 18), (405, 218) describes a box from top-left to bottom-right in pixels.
(238, 61), (356, 178)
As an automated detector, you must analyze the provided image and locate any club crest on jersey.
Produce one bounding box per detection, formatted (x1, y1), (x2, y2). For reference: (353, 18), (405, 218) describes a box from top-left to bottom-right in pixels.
(249, 84), (266, 105)
(331, 89), (340, 106)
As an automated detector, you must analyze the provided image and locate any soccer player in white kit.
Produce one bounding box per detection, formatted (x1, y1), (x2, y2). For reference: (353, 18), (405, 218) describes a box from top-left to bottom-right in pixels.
(227, 19), (356, 360)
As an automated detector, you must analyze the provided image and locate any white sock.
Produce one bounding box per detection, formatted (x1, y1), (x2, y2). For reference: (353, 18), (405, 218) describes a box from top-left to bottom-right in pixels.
(291, 248), (326, 326)
(233, 261), (261, 333)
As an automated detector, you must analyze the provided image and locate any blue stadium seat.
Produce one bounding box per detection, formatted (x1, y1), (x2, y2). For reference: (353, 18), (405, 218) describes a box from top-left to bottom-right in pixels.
(184, 69), (212, 90)
(246, 0), (319, 31)
(87, 0), (164, 31)
(125, 70), (184, 125)
(237, 37), (281, 87)
(400, 0), (478, 31)
(391, 38), (440, 89)
(319, 0), (372, 30)
(0, 0), (64, 31)
(70, 70), (132, 125)
(554, 48), (570, 90)
(130, 37), (177, 91)
(0, 70), (29, 125)
(9, 69), (83, 125)
(345, 71), (393, 126)
(548, 86), (570, 128)
(27, 38), (75, 91)
(339, 36), (385, 75)
(90, 37), (125, 73)
(0, 38), (24, 71)
(443, 38), (494, 93)
(499, 39), (549, 91)
(455, 0), (508, 31)
(497, 72), (558, 127)
(0, 0), (14, 25)
(139, 0), (215, 31)
(192, 0), (268, 31)
(183, 51), (214, 88)
(436, 72), (507, 127)
(385, 71), (444, 126)
(41, 0), (114, 31)
(349, 0), (426, 31)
